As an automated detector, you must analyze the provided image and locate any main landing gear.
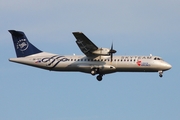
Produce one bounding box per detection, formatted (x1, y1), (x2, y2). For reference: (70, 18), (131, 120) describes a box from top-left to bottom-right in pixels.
(91, 68), (98, 75)
(90, 68), (103, 81)
(158, 71), (163, 77)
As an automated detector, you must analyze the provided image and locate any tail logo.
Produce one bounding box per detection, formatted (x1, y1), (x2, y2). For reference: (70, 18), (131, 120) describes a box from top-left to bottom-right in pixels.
(16, 39), (29, 51)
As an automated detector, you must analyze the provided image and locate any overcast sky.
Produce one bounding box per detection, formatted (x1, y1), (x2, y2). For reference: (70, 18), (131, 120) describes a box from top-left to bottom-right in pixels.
(0, 0), (180, 120)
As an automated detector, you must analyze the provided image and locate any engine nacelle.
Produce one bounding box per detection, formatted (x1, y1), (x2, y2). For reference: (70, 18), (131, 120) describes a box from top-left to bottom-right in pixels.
(92, 48), (110, 56)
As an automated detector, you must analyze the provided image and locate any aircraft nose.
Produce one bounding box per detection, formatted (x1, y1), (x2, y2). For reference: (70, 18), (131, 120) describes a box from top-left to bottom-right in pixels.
(164, 63), (172, 70)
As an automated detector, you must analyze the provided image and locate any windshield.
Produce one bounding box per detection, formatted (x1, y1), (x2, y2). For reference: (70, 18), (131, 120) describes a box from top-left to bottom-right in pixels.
(154, 57), (163, 61)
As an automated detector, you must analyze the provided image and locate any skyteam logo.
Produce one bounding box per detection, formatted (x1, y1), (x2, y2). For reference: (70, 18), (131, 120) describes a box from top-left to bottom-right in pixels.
(136, 60), (150, 66)
(37, 55), (70, 69)
(16, 39), (29, 51)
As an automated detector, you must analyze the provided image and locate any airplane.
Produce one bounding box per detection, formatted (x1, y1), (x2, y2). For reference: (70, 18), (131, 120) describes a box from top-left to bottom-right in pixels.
(8, 30), (172, 81)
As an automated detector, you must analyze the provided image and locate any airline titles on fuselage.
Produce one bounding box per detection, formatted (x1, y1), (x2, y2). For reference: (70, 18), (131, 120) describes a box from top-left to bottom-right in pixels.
(34, 56), (153, 63)
(33, 55), (153, 68)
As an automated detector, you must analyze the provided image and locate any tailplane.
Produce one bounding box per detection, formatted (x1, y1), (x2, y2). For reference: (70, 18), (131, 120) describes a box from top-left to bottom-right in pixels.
(9, 30), (42, 57)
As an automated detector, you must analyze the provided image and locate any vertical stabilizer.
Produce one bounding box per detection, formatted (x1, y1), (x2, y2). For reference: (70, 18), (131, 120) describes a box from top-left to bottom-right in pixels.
(9, 30), (42, 57)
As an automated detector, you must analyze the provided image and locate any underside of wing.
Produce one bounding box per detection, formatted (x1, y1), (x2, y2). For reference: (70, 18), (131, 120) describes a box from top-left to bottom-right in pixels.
(72, 32), (98, 56)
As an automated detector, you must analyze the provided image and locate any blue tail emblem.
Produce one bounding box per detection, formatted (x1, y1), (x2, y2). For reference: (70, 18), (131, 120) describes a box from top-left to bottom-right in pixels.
(9, 30), (42, 57)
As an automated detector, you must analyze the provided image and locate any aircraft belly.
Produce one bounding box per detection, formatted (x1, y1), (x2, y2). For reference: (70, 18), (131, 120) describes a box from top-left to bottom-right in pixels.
(116, 68), (158, 72)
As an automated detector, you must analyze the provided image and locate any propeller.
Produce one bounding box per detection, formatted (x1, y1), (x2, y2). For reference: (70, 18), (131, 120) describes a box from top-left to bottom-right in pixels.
(108, 43), (117, 62)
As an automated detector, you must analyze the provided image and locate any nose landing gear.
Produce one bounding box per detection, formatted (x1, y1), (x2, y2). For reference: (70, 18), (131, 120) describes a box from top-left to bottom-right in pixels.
(158, 71), (163, 77)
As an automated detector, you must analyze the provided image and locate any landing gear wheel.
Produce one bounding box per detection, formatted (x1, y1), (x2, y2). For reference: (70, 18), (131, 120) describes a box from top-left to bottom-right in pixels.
(96, 75), (103, 81)
(158, 71), (163, 78)
(159, 74), (163, 77)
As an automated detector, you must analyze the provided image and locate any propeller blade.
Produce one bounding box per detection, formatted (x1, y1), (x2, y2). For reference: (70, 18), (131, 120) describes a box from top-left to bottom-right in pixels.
(110, 53), (113, 62)
(111, 43), (113, 50)
(109, 43), (117, 62)
(109, 43), (117, 54)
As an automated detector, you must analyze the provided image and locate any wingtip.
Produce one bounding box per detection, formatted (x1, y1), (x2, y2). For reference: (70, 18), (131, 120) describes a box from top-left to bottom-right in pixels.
(72, 32), (83, 34)
(8, 30), (16, 33)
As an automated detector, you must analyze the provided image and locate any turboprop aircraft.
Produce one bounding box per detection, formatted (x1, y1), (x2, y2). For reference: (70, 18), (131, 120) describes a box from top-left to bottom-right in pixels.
(9, 30), (172, 81)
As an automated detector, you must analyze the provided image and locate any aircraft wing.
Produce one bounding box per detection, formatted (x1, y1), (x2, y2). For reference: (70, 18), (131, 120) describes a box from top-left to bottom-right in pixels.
(72, 32), (98, 56)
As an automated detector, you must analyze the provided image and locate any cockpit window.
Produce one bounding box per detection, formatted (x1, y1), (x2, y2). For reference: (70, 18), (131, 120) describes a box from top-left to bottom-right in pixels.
(154, 57), (162, 60)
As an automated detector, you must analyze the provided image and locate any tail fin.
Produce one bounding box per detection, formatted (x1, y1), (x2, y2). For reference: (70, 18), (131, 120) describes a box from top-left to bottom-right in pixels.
(9, 30), (42, 57)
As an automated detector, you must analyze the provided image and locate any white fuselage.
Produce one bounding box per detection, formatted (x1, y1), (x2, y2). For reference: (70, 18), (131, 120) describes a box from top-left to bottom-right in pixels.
(9, 52), (172, 75)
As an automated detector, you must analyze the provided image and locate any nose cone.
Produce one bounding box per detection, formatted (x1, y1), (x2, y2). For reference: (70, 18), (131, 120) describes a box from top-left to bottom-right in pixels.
(164, 63), (172, 70)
